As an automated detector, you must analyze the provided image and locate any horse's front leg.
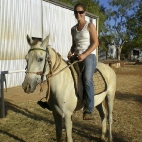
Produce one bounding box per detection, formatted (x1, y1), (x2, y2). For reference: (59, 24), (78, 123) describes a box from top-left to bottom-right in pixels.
(53, 112), (62, 142)
(64, 113), (73, 142)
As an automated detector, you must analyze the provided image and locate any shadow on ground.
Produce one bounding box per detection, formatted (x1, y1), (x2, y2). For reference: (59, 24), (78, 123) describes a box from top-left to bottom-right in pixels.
(0, 99), (133, 142)
(116, 91), (142, 104)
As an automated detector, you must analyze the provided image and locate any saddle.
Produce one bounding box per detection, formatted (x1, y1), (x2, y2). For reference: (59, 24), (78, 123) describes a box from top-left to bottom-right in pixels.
(66, 60), (107, 101)
(37, 60), (107, 111)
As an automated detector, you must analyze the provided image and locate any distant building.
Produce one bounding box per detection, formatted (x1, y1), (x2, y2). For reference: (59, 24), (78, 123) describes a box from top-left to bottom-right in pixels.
(107, 40), (117, 59)
(98, 47), (107, 61)
(131, 48), (142, 62)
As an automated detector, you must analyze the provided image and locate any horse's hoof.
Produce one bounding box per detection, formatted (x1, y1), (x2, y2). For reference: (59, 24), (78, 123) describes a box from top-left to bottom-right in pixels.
(108, 136), (113, 142)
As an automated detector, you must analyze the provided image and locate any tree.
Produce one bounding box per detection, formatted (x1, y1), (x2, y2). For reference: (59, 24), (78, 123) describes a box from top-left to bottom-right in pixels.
(102, 0), (140, 60)
(74, 0), (107, 31)
(58, 0), (107, 34)
(126, 2), (142, 49)
(58, 0), (73, 6)
(121, 2), (142, 59)
(59, 0), (108, 52)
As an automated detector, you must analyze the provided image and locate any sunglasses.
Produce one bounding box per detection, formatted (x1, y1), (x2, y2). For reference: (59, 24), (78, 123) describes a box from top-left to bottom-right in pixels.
(74, 11), (84, 15)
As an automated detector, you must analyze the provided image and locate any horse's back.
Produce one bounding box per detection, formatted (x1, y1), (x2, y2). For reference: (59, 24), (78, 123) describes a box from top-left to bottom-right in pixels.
(94, 62), (116, 106)
(96, 62), (116, 87)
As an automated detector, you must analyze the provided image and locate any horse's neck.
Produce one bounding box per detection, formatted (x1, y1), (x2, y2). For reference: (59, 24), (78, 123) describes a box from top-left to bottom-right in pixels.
(48, 47), (70, 76)
(48, 47), (56, 66)
(47, 48), (70, 98)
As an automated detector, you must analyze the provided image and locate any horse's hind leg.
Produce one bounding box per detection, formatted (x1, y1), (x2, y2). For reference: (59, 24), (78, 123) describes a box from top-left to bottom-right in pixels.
(53, 112), (62, 142)
(107, 90), (115, 142)
(96, 103), (107, 141)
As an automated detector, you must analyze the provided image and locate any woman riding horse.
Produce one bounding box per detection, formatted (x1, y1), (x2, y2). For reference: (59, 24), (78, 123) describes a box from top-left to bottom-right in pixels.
(68, 3), (99, 120)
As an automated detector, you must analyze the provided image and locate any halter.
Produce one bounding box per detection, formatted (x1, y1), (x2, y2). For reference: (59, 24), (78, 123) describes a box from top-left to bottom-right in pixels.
(25, 46), (52, 93)
(25, 47), (51, 76)
(25, 46), (79, 102)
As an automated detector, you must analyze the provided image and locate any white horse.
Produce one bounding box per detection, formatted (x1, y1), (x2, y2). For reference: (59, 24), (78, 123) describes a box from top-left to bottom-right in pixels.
(22, 35), (116, 142)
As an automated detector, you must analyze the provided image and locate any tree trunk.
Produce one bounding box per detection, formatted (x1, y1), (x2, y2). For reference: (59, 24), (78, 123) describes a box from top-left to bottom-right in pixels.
(117, 41), (126, 60)
(118, 47), (122, 61)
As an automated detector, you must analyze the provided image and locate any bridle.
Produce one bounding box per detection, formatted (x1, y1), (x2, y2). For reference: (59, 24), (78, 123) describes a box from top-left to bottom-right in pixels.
(25, 46), (52, 99)
(25, 46), (79, 102)
(25, 47), (51, 76)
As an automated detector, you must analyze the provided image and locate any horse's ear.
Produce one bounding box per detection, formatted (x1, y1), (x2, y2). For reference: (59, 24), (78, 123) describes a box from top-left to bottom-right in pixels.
(41, 34), (50, 48)
(27, 35), (33, 46)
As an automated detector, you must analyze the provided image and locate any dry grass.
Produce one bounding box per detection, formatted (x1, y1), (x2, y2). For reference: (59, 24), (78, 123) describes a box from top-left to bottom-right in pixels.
(0, 65), (142, 142)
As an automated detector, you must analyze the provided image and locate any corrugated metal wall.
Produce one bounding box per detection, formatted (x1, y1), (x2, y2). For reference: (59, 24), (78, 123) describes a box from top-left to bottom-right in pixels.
(0, 0), (42, 60)
(0, 0), (42, 88)
(42, 1), (76, 58)
(0, 0), (98, 88)
(42, 1), (96, 58)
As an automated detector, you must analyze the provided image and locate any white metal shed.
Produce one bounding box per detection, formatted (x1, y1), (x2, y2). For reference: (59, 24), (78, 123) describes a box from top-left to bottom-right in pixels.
(0, 0), (99, 88)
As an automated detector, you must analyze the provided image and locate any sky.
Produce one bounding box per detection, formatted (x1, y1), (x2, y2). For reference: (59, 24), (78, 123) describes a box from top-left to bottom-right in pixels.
(99, 0), (109, 8)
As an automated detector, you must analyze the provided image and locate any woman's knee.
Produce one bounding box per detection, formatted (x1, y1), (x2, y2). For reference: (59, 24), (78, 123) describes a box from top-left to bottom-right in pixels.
(83, 77), (93, 86)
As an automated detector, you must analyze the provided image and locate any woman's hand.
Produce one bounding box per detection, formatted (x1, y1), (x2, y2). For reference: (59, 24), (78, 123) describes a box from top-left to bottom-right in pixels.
(78, 54), (86, 61)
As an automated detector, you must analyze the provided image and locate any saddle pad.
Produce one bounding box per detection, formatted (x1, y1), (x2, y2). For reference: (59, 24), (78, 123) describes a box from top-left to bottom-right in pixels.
(93, 69), (107, 95)
(67, 61), (107, 96)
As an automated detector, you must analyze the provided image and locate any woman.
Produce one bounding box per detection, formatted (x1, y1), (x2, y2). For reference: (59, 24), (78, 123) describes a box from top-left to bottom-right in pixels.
(68, 3), (99, 120)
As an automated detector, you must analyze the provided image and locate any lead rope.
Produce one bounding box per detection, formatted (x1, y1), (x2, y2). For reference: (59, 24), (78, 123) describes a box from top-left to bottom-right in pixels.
(44, 60), (79, 102)
(43, 48), (79, 103)
(44, 49), (60, 102)
(39, 47), (51, 93)
(25, 47), (79, 103)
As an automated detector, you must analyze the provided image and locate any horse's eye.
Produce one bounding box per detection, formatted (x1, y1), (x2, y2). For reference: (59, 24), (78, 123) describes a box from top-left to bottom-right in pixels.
(38, 58), (43, 62)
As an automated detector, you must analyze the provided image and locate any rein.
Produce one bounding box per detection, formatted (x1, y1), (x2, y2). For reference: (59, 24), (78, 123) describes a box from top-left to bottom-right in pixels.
(25, 46), (79, 102)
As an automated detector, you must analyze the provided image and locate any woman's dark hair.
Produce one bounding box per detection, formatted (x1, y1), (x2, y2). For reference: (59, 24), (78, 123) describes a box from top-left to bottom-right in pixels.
(74, 3), (86, 11)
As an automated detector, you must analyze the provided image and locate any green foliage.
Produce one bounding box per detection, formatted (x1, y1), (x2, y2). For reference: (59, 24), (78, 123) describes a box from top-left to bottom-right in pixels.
(99, 33), (115, 51)
(75, 0), (107, 31)
(122, 2), (142, 58)
(126, 3), (142, 49)
(105, 0), (138, 42)
(58, 0), (73, 6)
(99, 0), (141, 60)
(58, 0), (141, 58)
(58, 0), (108, 50)
(58, 0), (107, 33)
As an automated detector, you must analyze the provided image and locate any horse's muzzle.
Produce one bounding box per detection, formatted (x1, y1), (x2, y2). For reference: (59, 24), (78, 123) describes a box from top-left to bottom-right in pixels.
(22, 83), (36, 94)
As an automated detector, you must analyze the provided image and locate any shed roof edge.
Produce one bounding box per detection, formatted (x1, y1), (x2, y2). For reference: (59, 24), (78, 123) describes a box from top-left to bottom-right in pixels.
(43, 0), (99, 19)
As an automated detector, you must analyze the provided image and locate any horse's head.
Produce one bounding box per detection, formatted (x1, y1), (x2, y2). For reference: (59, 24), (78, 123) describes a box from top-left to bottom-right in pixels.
(22, 35), (50, 93)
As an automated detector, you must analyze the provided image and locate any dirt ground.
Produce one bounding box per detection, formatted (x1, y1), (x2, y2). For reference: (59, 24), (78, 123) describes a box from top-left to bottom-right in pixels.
(0, 64), (142, 142)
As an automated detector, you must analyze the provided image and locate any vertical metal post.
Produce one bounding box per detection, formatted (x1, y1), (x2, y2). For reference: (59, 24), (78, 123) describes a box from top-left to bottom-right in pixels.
(96, 17), (99, 63)
(0, 73), (5, 118)
(41, 0), (43, 39)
